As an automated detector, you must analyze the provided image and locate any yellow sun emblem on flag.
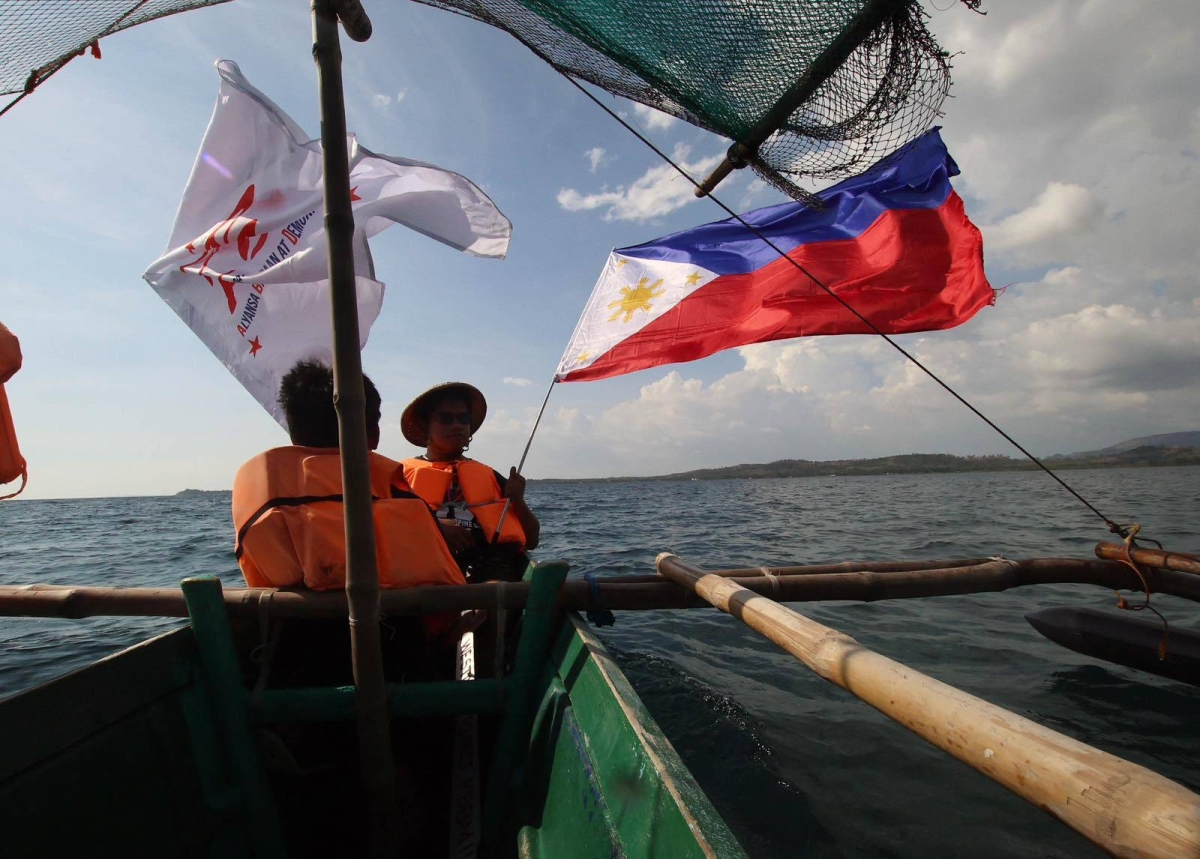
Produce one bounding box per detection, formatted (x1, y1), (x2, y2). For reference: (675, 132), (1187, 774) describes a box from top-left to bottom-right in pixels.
(607, 277), (665, 323)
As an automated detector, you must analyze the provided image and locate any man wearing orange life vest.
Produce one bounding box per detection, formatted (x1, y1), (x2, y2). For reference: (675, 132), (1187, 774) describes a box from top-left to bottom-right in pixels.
(232, 360), (464, 592)
(400, 383), (540, 580)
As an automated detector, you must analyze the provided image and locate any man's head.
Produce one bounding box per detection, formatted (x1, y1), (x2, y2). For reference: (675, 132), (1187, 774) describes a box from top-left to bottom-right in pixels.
(400, 382), (486, 458)
(278, 360), (382, 449)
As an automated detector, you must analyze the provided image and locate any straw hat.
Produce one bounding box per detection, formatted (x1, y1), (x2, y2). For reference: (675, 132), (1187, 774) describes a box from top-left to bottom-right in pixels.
(401, 382), (487, 447)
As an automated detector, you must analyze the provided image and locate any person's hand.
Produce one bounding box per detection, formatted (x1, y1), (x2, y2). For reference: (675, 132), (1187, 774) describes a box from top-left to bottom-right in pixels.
(505, 467), (526, 504)
(437, 520), (475, 555)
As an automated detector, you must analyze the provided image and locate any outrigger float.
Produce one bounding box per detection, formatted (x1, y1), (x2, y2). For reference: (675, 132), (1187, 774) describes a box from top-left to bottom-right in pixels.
(2, 1), (1199, 857)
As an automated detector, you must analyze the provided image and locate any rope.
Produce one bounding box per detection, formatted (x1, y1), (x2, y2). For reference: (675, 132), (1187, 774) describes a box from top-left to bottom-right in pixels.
(560, 73), (1131, 539)
(1109, 525), (1170, 660)
(759, 567), (782, 599)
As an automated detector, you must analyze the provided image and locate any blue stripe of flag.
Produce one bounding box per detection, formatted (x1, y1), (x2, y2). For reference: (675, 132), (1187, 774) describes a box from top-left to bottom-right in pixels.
(619, 128), (960, 276)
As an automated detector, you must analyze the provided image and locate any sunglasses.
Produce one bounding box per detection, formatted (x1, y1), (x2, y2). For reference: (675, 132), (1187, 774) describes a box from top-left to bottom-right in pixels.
(434, 411), (472, 426)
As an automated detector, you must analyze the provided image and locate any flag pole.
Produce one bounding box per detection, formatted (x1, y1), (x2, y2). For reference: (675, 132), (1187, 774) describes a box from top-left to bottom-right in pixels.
(311, 1), (401, 855)
(491, 377), (556, 541)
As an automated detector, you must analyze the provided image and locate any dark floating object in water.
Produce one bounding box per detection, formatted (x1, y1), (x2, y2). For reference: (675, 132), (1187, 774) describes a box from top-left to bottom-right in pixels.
(1026, 606), (1200, 688)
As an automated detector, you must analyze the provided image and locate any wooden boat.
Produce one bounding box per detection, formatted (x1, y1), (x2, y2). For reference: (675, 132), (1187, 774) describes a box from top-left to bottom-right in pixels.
(3, 546), (1200, 857)
(0, 564), (745, 858)
(4, 2), (1200, 857)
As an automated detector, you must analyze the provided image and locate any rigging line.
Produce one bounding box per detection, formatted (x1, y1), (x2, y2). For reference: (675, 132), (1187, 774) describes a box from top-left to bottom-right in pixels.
(560, 74), (1128, 538)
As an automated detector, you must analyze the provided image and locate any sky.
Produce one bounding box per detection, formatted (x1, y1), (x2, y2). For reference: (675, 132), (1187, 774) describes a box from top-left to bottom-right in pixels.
(1, 0), (1198, 499)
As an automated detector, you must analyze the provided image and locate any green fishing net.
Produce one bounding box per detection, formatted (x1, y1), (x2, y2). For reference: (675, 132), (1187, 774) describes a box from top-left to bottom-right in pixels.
(413, 0), (969, 202)
(3, 0), (970, 203)
(0, 0), (231, 117)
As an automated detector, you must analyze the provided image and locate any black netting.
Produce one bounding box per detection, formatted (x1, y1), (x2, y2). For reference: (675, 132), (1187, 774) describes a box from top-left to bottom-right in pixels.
(1, 0), (231, 116)
(412, 0), (964, 203)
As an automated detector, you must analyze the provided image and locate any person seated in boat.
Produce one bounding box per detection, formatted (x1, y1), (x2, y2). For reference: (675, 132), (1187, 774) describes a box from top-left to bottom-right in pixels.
(400, 382), (540, 582)
(232, 359), (465, 594)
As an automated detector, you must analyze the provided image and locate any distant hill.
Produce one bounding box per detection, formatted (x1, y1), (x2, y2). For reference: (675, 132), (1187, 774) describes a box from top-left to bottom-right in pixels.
(1057, 430), (1200, 459)
(175, 432), (1200, 491)
(536, 445), (1200, 484)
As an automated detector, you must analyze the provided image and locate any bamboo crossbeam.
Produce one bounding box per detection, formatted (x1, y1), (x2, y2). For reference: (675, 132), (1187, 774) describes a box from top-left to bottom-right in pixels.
(615, 556), (995, 584)
(2, 558), (1198, 621)
(656, 554), (1200, 859)
(1096, 542), (1200, 576)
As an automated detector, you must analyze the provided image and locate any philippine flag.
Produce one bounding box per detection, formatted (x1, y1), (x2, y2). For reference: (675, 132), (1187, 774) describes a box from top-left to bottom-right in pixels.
(556, 129), (994, 383)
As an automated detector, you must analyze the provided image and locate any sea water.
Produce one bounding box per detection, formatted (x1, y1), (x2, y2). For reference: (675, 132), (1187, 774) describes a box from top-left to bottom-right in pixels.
(2, 466), (1198, 857)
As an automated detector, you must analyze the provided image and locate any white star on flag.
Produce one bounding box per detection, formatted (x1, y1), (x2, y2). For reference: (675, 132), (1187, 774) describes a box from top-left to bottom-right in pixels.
(556, 252), (717, 379)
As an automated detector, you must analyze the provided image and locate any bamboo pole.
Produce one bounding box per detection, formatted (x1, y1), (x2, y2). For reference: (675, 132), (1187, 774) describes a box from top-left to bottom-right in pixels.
(3, 557), (1198, 620)
(615, 556), (995, 583)
(656, 554), (1200, 858)
(310, 1), (399, 854)
(1096, 542), (1200, 576)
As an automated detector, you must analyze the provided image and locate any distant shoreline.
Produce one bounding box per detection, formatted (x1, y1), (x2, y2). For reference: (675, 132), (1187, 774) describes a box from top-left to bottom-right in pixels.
(532, 447), (1200, 484)
(166, 447), (1200, 493)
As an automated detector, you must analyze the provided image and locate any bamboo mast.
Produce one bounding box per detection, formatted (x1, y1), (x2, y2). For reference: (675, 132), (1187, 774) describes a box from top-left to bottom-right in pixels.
(656, 553), (1200, 858)
(310, 1), (400, 854)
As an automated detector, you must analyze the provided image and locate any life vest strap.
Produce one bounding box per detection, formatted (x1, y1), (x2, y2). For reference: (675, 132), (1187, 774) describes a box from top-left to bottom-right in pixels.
(0, 463), (26, 501)
(234, 494), (347, 559)
(234, 485), (429, 559)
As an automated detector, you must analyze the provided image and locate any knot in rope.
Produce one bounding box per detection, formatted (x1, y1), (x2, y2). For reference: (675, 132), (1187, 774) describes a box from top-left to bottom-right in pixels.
(759, 567), (782, 598)
(1109, 524), (1170, 660)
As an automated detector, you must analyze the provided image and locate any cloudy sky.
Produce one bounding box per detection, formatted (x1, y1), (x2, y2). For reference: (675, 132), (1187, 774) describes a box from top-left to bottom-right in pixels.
(1, 0), (1197, 499)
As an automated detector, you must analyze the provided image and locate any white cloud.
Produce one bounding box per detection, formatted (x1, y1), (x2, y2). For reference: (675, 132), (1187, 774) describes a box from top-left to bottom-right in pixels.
(584, 147), (611, 173)
(371, 89), (405, 110)
(557, 144), (722, 222)
(503, 377), (532, 387)
(632, 103), (677, 131)
(986, 182), (1102, 251)
(739, 178), (778, 210)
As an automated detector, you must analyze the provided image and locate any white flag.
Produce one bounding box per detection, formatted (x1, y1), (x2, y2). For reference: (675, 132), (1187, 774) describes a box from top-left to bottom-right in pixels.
(143, 60), (511, 427)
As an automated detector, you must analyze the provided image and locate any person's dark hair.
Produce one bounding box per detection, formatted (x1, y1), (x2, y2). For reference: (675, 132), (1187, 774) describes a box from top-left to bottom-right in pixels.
(278, 360), (381, 448)
(417, 389), (472, 427)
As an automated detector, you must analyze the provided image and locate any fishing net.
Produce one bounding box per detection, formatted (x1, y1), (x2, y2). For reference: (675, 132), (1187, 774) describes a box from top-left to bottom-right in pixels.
(413, 0), (973, 203)
(0, 0), (232, 117)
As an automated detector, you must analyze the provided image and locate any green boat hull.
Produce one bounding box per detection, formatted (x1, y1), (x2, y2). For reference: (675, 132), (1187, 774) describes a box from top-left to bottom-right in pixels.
(0, 604), (744, 858)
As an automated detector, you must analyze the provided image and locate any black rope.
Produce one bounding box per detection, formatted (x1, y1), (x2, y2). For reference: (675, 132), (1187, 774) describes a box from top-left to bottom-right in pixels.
(562, 74), (1129, 539)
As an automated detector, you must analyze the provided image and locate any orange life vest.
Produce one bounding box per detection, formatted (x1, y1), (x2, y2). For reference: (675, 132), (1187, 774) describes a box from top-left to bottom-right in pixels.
(401, 457), (526, 549)
(232, 446), (465, 591)
(0, 323), (25, 500)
